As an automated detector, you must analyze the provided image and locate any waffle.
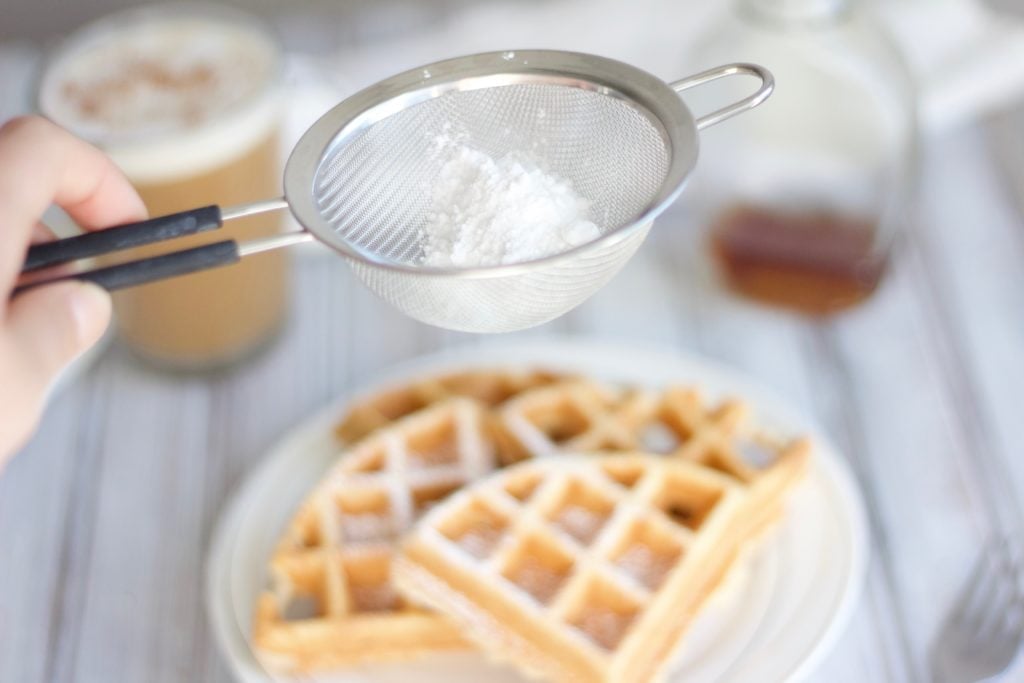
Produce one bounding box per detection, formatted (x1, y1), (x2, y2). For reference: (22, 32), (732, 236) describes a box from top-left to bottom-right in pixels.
(253, 398), (499, 672)
(497, 382), (780, 484)
(255, 370), (809, 674)
(393, 449), (809, 683)
(334, 368), (566, 444)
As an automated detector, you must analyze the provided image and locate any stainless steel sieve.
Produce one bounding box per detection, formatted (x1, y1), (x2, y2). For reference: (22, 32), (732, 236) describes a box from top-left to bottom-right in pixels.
(18, 50), (773, 333)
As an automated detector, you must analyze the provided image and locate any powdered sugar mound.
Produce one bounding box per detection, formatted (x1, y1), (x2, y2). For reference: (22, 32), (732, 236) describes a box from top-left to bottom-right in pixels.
(422, 144), (600, 267)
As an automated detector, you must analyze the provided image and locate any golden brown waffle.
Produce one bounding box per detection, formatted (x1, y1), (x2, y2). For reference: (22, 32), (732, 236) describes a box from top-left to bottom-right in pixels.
(253, 398), (499, 672)
(497, 382), (784, 484)
(393, 450), (809, 683)
(255, 370), (810, 674)
(334, 368), (566, 444)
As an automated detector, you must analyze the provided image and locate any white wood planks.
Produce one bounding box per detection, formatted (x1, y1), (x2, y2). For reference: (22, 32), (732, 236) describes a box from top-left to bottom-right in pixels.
(1, 100), (1023, 683)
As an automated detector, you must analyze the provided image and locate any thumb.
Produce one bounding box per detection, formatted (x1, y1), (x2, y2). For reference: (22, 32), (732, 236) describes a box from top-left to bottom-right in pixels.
(5, 281), (111, 394)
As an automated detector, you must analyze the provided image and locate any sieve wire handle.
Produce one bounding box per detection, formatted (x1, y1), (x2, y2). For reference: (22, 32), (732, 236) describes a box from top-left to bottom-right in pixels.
(669, 63), (775, 131)
(14, 197), (299, 295)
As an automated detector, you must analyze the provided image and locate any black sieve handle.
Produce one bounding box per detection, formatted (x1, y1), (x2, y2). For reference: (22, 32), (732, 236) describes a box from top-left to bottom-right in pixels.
(14, 240), (241, 295)
(22, 205), (223, 272)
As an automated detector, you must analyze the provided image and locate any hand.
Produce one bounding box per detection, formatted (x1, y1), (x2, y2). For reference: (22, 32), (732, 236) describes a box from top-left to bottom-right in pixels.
(0, 116), (147, 467)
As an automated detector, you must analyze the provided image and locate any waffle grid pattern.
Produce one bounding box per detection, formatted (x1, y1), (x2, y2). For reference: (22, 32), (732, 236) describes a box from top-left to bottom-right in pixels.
(253, 398), (497, 670)
(394, 454), (787, 682)
(334, 369), (566, 444)
(499, 381), (773, 485)
(254, 370), (810, 675)
(423, 457), (742, 653)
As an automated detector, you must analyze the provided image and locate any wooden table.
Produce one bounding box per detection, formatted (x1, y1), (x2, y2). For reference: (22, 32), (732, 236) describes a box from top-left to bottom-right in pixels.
(1, 61), (1023, 683)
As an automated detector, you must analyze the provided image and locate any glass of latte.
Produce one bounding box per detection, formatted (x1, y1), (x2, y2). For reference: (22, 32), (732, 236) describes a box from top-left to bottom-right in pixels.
(37, 4), (288, 371)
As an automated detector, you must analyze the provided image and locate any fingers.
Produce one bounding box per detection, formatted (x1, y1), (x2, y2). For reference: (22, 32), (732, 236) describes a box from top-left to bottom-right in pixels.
(0, 115), (147, 296)
(5, 281), (111, 384)
(0, 281), (111, 458)
(0, 116), (131, 462)
(31, 222), (55, 244)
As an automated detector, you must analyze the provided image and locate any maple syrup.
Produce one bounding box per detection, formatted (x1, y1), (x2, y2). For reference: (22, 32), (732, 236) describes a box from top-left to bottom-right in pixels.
(710, 204), (887, 315)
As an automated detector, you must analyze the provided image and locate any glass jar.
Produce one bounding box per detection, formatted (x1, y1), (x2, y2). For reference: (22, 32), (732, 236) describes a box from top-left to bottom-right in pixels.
(37, 4), (289, 370)
(678, 0), (916, 314)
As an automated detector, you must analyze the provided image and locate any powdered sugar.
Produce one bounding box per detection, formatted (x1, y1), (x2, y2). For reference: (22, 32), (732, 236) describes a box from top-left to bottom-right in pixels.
(508, 557), (567, 604)
(615, 543), (676, 590)
(456, 526), (504, 558)
(421, 143), (600, 267)
(573, 605), (635, 650)
(554, 505), (607, 544)
(339, 513), (394, 543)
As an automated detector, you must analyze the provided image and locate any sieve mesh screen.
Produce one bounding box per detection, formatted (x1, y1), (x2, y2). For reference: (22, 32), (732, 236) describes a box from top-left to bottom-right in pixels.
(312, 83), (670, 267)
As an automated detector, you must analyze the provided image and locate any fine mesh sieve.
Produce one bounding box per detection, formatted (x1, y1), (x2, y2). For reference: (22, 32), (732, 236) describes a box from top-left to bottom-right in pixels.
(19, 51), (772, 333)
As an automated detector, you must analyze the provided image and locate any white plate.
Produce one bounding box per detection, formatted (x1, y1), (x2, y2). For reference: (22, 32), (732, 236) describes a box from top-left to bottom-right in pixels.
(207, 338), (869, 683)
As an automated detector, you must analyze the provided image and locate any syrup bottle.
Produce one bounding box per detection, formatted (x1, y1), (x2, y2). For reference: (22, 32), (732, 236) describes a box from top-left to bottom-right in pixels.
(679, 0), (916, 315)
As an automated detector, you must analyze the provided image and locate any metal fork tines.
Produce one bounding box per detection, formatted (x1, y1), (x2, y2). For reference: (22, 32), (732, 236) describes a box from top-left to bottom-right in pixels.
(931, 537), (1024, 683)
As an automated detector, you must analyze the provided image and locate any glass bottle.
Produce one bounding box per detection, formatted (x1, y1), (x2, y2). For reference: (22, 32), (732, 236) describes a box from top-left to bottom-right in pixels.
(678, 0), (916, 314)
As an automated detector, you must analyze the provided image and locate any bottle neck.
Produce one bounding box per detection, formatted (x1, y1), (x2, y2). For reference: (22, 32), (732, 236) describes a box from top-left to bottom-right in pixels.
(738, 0), (853, 26)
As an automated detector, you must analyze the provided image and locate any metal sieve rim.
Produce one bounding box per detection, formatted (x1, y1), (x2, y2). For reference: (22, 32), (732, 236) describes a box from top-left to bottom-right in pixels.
(283, 49), (698, 280)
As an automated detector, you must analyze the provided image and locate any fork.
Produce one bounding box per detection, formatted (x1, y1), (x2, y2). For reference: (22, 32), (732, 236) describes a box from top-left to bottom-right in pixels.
(931, 537), (1024, 682)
